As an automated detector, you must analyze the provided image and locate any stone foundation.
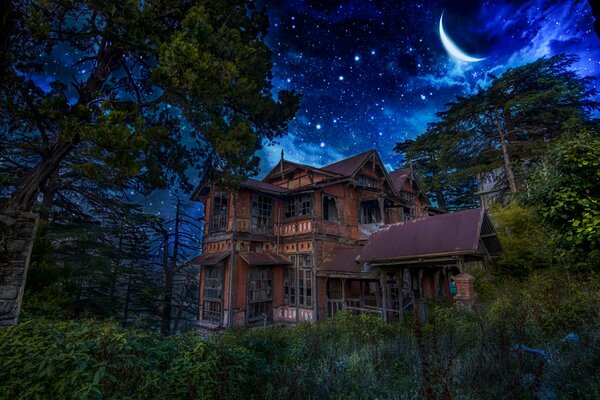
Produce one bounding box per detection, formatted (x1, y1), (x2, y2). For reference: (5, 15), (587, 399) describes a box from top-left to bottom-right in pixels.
(0, 211), (39, 327)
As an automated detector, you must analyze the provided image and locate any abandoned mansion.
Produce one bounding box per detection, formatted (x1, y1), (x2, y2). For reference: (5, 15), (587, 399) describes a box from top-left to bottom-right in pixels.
(190, 150), (501, 330)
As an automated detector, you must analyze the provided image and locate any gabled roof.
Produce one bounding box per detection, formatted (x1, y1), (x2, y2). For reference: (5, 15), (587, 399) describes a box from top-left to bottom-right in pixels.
(357, 208), (501, 264)
(320, 150), (374, 176)
(263, 159), (342, 182)
(389, 168), (412, 193)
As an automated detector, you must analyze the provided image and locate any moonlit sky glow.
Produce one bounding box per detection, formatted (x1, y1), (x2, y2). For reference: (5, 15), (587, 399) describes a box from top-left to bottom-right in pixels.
(255, 0), (600, 176)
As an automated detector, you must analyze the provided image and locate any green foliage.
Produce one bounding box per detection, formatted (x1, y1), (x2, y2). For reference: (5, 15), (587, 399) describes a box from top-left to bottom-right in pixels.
(3, 283), (600, 400)
(396, 54), (598, 210)
(489, 204), (556, 277)
(528, 123), (600, 267)
(1, 0), (300, 211)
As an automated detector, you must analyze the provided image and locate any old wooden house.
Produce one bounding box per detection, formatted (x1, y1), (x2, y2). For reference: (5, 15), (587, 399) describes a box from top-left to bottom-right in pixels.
(190, 150), (501, 330)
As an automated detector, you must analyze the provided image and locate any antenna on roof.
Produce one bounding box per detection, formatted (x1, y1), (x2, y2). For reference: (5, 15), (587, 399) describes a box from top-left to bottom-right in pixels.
(280, 148), (284, 176)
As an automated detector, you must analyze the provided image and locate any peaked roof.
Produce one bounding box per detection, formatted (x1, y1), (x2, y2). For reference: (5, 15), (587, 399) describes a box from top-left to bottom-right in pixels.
(357, 208), (501, 263)
(320, 150), (374, 176)
(388, 168), (412, 193)
(263, 159), (342, 182)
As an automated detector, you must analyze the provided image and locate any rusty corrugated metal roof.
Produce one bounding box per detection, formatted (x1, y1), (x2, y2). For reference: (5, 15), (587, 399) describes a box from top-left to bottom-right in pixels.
(358, 208), (495, 263)
(189, 251), (229, 266)
(239, 252), (293, 266)
(242, 178), (290, 194)
(320, 150), (374, 176)
(319, 246), (365, 273)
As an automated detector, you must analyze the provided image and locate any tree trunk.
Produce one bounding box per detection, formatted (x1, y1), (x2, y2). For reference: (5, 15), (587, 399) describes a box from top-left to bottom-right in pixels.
(7, 139), (76, 212)
(122, 273), (132, 328)
(39, 167), (60, 221)
(161, 269), (174, 335)
(495, 112), (518, 194)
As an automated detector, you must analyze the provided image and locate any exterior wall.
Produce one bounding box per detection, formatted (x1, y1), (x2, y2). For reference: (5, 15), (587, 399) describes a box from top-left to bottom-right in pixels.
(195, 154), (439, 329)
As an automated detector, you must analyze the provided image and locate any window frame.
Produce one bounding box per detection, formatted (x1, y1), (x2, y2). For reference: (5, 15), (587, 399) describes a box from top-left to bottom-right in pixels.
(209, 192), (229, 232)
(251, 194), (274, 234)
(284, 254), (312, 308)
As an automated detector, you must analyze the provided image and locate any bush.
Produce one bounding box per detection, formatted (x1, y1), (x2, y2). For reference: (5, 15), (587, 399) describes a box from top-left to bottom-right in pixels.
(2, 283), (600, 400)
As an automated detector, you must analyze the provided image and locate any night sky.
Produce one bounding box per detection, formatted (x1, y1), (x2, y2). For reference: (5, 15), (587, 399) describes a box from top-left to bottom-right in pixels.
(140, 0), (600, 217)
(254, 0), (600, 175)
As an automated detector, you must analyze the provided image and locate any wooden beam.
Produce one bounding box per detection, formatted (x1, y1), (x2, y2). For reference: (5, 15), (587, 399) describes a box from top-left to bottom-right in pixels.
(379, 269), (388, 323)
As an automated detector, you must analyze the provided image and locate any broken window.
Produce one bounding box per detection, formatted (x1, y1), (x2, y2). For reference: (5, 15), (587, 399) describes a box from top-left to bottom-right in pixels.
(323, 195), (339, 222)
(251, 195), (273, 234)
(284, 255), (296, 304)
(283, 195), (312, 219)
(359, 199), (382, 224)
(402, 206), (415, 221)
(284, 255), (312, 308)
(203, 267), (224, 323)
(248, 268), (273, 323)
(284, 198), (296, 219)
(298, 194), (312, 217)
(210, 192), (228, 232)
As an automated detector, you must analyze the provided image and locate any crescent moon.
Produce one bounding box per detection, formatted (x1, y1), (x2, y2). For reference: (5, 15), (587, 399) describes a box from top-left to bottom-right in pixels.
(439, 12), (486, 63)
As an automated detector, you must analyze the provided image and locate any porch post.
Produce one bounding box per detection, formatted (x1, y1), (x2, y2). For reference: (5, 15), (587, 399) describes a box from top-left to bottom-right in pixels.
(395, 270), (403, 322)
(341, 278), (346, 310)
(379, 269), (388, 322)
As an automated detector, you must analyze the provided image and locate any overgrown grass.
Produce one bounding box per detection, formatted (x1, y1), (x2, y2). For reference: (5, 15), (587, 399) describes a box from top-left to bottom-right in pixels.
(2, 269), (600, 400)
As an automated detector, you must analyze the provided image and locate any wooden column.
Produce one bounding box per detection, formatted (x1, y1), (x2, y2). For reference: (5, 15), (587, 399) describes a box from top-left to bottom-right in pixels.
(395, 270), (404, 322)
(227, 191), (238, 328)
(341, 278), (346, 310)
(379, 269), (388, 322)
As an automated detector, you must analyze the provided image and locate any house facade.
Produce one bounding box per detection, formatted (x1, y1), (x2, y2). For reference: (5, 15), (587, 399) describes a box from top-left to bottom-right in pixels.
(191, 150), (500, 330)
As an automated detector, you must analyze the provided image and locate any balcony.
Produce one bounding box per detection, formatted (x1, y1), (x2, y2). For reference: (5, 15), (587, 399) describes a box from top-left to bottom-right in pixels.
(209, 213), (228, 232)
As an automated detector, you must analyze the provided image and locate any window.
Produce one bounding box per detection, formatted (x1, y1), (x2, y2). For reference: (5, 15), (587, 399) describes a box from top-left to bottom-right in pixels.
(283, 195), (313, 219)
(284, 198), (296, 219)
(283, 254), (312, 308)
(251, 195), (273, 234)
(402, 206), (415, 221)
(323, 195), (339, 222)
(298, 195), (312, 217)
(360, 199), (382, 224)
(248, 268), (273, 323)
(203, 267), (224, 323)
(210, 192), (228, 232)
(203, 267), (224, 300)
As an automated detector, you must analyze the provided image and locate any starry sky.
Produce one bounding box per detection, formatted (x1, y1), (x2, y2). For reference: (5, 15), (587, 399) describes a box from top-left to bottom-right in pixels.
(254, 0), (600, 175)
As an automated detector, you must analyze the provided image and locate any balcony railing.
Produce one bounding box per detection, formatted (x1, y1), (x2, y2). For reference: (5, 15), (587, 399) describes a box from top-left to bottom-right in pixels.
(209, 213), (228, 232)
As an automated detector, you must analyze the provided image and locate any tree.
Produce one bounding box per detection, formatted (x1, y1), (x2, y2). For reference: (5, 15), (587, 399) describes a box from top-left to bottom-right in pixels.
(147, 196), (201, 335)
(528, 121), (600, 268)
(1, 0), (300, 213)
(439, 54), (597, 196)
(398, 55), (598, 210)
